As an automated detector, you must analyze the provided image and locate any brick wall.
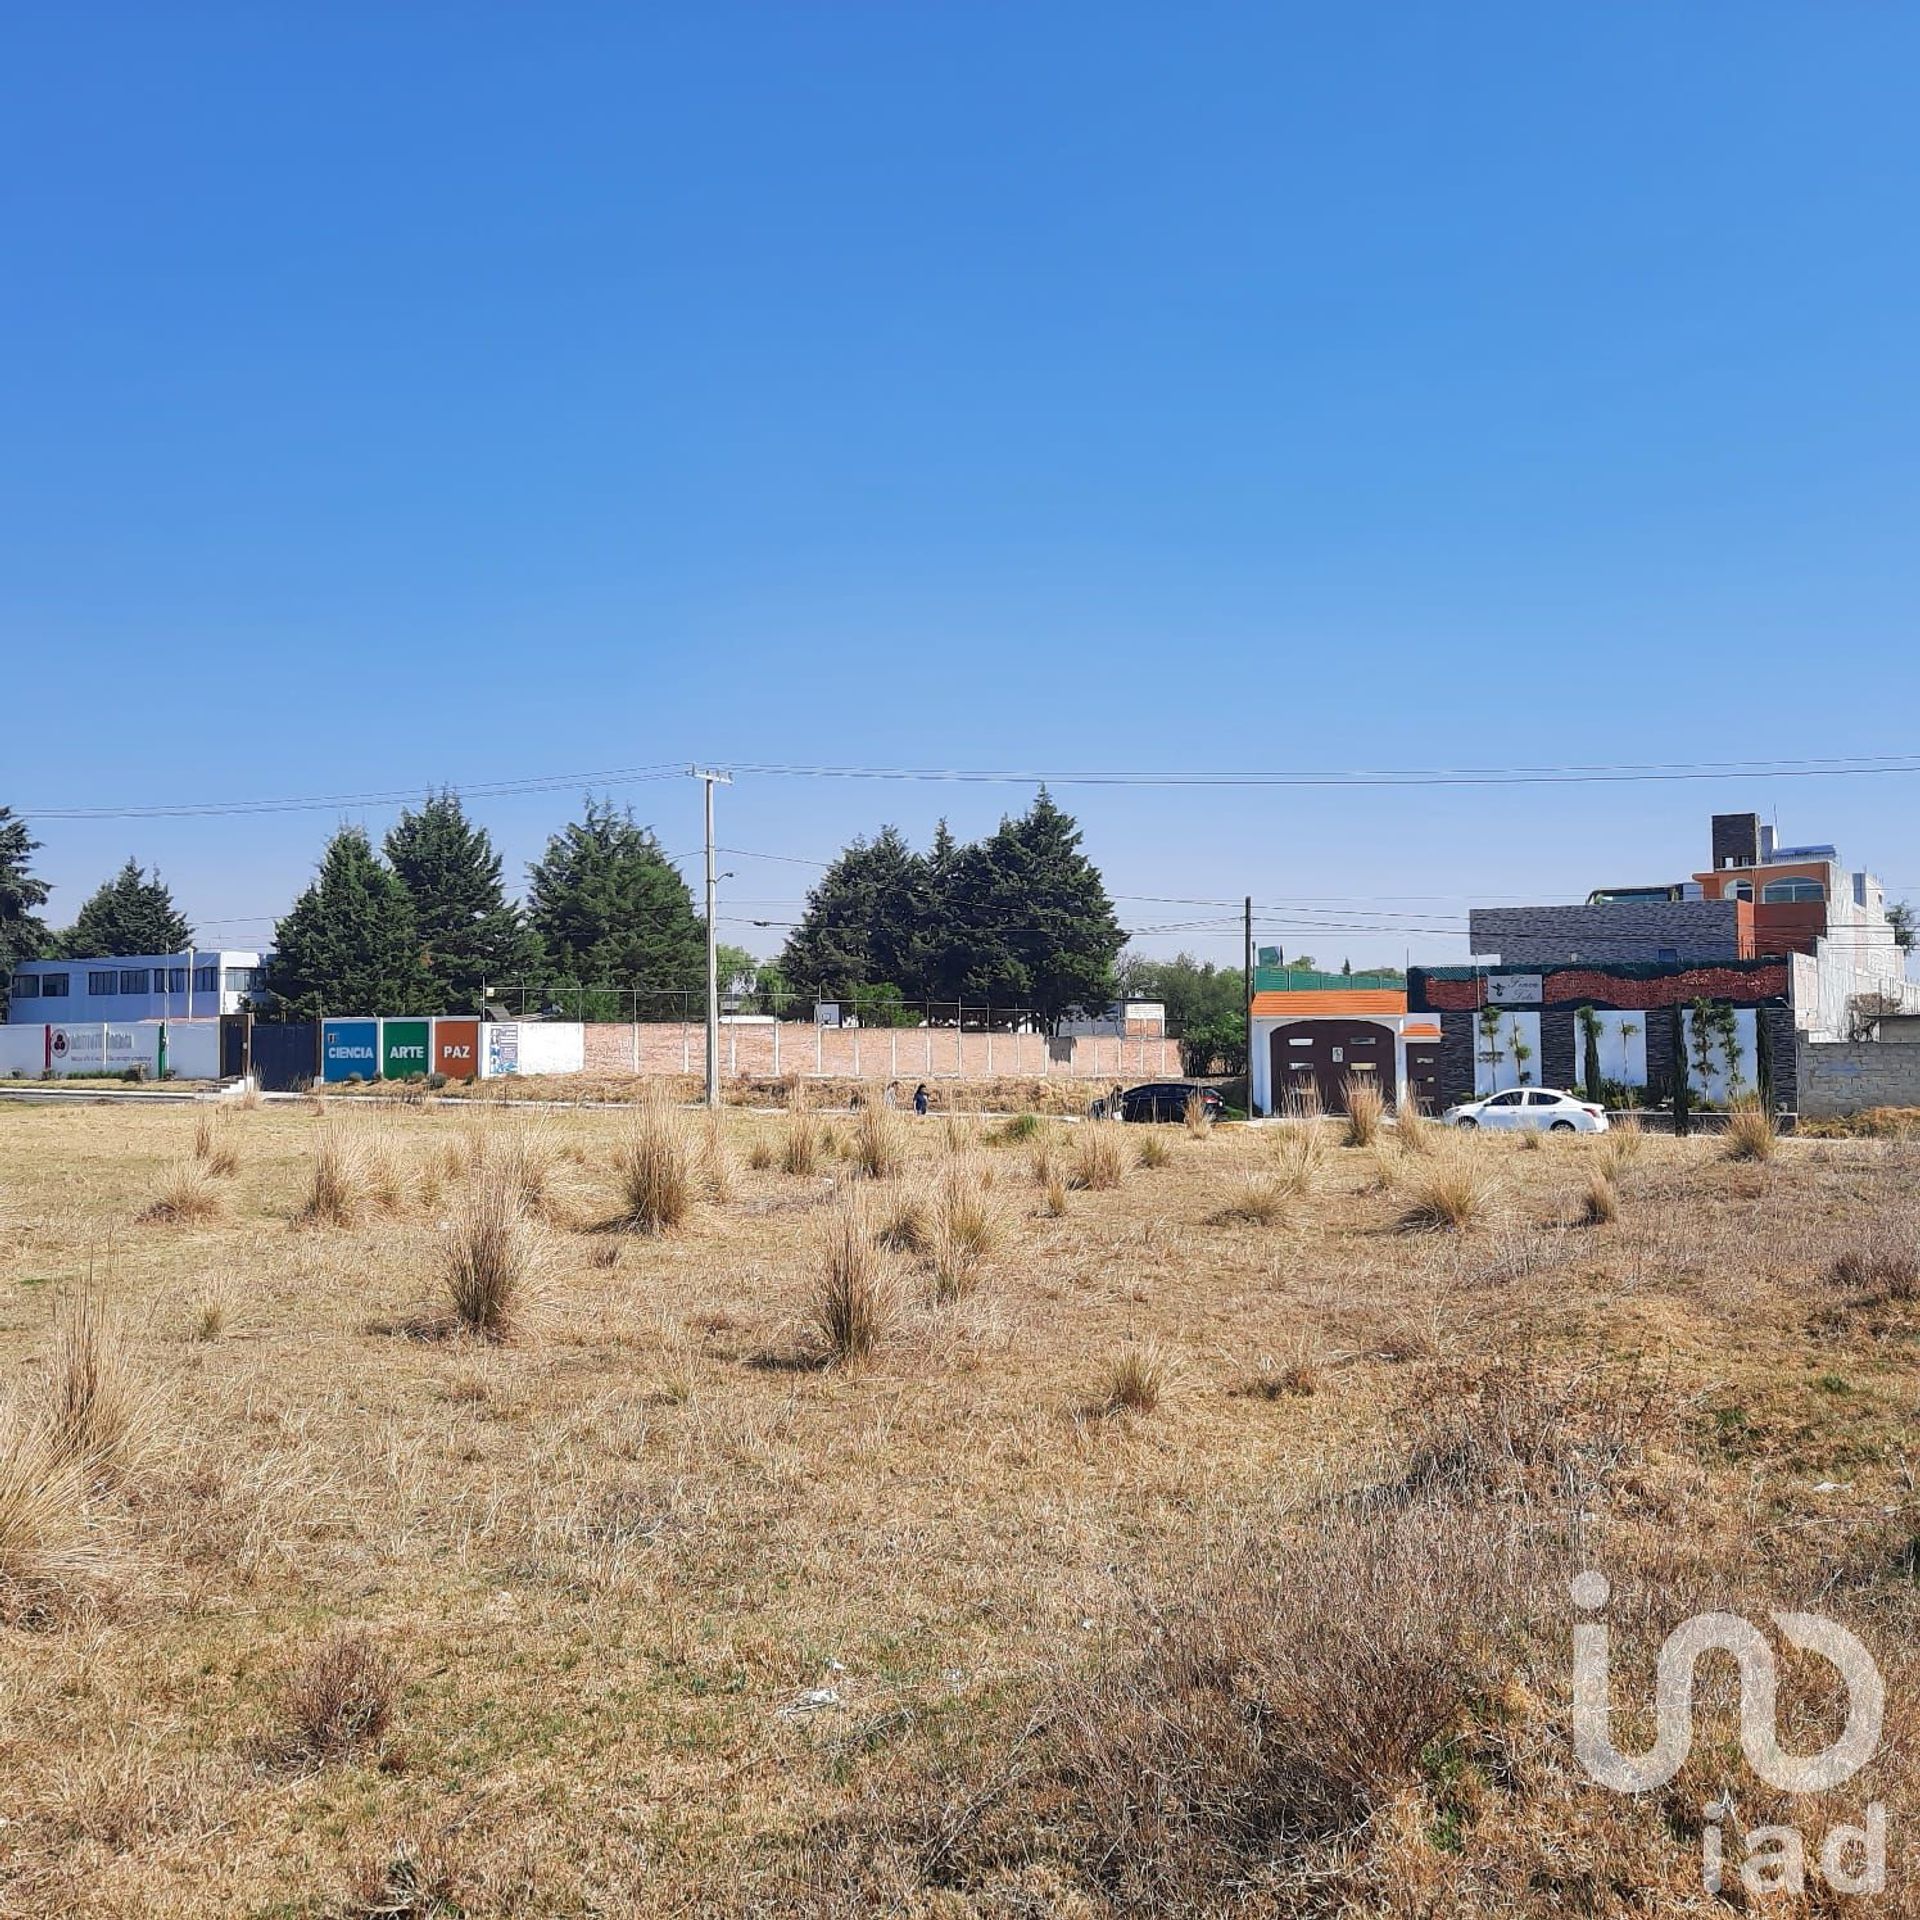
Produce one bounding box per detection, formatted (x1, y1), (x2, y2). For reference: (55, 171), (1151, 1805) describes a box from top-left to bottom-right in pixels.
(580, 1021), (1182, 1083)
(1794, 1040), (1920, 1117)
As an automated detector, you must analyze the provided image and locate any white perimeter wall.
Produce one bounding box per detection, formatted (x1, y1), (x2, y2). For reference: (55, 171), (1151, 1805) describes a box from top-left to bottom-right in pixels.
(0, 1020), (221, 1079)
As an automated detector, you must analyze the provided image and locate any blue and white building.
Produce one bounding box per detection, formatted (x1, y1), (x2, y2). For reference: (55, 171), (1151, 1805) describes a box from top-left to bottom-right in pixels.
(6, 950), (265, 1024)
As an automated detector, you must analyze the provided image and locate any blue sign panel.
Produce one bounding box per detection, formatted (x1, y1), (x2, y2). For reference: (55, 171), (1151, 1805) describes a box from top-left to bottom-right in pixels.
(320, 1018), (380, 1083)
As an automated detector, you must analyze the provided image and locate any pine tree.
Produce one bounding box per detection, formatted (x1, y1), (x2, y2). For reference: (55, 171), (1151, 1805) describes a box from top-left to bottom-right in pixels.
(59, 859), (193, 959)
(0, 807), (51, 1016)
(256, 827), (428, 1020)
(526, 798), (704, 1018)
(941, 790), (1122, 1025)
(385, 791), (538, 1013)
(778, 826), (931, 1014)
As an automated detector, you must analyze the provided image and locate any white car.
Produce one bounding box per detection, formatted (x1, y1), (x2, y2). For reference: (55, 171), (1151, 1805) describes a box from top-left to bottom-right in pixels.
(1442, 1087), (1610, 1134)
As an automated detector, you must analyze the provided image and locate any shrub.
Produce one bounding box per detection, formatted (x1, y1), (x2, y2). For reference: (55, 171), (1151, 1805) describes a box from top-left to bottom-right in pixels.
(852, 1100), (906, 1181)
(1342, 1079), (1385, 1148)
(1136, 1133), (1171, 1170)
(1579, 1169), (1619, 1227)
(440, 1162), (540, 1340)
(276, 1629), (399, 1763)
(1726, 1101), (1778, 1163)
(1216, 1173), (1291, 1228)
(47, 1287), (150, 1485)
(1102, 1344), (1167, 1415)
(1396, 1158), (1498, 1233)
(300, 1131), (363, 1227)
(810, 1202), (893, 1363)
(138, 1160), (225, 1226)
(1071, 1124), (1126, 1192)
(616, 1108), (694, 1233)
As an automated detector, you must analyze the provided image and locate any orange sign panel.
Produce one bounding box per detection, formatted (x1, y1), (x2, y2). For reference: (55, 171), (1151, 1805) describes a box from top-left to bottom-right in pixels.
(434, 1018), (480, 1081)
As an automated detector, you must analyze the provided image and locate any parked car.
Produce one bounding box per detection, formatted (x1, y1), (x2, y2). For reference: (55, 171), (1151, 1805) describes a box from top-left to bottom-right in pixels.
(1441, 1087), (1609, 1133)
(1113, 1081), (1226, 1124)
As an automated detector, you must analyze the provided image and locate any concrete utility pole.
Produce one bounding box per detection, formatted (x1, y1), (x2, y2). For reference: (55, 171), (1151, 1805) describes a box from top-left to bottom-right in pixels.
(690, 767), (733, 1110)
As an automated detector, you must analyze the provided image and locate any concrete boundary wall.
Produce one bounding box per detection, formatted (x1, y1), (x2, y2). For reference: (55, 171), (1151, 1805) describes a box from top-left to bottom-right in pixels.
(1797, 1041), (1920, 1117)
(581, 1021), (1181, 1083)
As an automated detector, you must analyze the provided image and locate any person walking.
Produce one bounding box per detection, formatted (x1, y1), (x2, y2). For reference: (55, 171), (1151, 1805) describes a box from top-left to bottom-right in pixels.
(912, 1082), (929, 1116)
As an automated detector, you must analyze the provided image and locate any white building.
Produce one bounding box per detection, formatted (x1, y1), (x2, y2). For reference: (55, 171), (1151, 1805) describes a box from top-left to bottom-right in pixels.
(6, 950), (264, 1025)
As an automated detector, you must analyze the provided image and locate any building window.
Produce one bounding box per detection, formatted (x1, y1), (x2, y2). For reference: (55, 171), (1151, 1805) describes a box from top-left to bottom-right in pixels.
(224, 967), (258, 995)
(119, 968), (150, 994)
(1730, 881), (1753, 901)
(167, 967), (187, 993)
(89, 970), (117, 995)
(39, 972), (68, 998)
(193, 965), (219, 994)
(9, 973), (38, 999)
(1761, 878), (1824, 904)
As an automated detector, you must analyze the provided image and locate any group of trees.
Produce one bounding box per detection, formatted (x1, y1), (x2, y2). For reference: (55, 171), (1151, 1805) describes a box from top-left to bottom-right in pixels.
(258, 794), (703, 1020)
(771, 791), (1125, 1027)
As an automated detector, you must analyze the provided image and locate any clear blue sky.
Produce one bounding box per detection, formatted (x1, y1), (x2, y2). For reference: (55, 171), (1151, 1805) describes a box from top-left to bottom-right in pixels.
(5, 5), (1919, 971)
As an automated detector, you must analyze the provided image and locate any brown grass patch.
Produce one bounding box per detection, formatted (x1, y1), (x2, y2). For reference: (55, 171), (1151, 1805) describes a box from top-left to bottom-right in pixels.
(138, 1159), (225, 1226)
(1578, 1169), (1620, 1227)
(1070, 1123), (1126, 1191)
(616, 1108), (694, 1234)
(1135, 1132), (1172, 1170)
(809, 1201), (894, 1364)
(439, 1161), (541, 1340)
(192, 1111), (240, 1178)
(47, 1286), (152, 1485)
(299, 1130), (364, 1228)
(1342, 1078), (1385, 1147)
(1101, 1343), (1167, 1414)
(274, 1628), (399, 1764)
(1396, 1155), (1499, 1233)
(851, 1099), (906, 1181)
(1725, 1100), (1778, 1162)
(1215, 1172), (1291, 1228)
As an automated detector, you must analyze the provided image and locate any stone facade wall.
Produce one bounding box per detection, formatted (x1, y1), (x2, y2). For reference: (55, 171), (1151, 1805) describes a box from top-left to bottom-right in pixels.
(1541, 1011), (1577, 1090)
(1795, 1041), (1920, 1117)
(1469, 901), (1744, 967)
(580, 1021), (1181, 1083)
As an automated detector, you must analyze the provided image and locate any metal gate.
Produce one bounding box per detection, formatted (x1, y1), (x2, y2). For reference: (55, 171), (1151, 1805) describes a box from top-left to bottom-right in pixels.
(250, 1021), (318, 1092)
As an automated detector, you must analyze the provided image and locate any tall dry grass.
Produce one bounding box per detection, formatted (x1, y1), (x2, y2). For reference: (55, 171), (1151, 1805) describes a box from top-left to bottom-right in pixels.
(1102, 1343), (1167, 1414)
(0, 1417), (102, 1613)
(138, 1161), (225, 1226)
(1071, 1123), (1126, 1192)
(1579, 1168), (1620, 1227)
(810, 1201), (893, 1363)
(1342, 1079), (1385, 1148)
(782, 1103), (823, 1178)
(852, 1099), (906, 1180)
(192, 1111), (240, 1178)
(1396, 1150), (1499, 1233)
(931, 1165), (998, 1301)
(1726, 1100), (1778, 1162)
(46, 1286), (152, 1485)
(1393, 1099), (1434, 1155)
(276, 1629), (399, 1763)
(1216, 1173), (1292, 1228)
(439, 1160), (542, 1339)
(1268, 1120), (1326, 1197)
(300, 1130), (364, 1228)
(616, 1107), (694, 1233)
(1183, 1096), (1214, 1140)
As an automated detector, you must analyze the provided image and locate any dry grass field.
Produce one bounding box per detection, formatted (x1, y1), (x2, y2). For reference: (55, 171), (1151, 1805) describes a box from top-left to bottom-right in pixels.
(2, 1096), (1918, 1916)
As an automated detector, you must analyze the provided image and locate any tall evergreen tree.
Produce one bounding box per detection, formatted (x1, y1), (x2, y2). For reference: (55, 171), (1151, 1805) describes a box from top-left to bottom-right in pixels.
(778, 826), (931, 1012)
(941, 790), (1122, 1024)
(526, 798), (704, 1018)
(59, 859), (193, 958)
(385, 791), (538, 1013)
(0, 807), (51, 1017)
(256, 827), (428, 1020)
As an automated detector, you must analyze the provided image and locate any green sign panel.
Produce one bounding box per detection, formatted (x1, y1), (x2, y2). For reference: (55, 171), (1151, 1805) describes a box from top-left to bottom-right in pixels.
(381, 1019), (432, 1080)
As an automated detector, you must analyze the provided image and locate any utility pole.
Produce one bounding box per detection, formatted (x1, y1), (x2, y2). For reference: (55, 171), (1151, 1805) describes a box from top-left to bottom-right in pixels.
(690, 767), (733, 1110)
(1243, 896), (1255, 1116)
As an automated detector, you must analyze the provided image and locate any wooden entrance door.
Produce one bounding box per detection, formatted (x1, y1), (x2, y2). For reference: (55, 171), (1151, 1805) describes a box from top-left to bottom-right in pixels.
(1271, 1021), (1398, 1114)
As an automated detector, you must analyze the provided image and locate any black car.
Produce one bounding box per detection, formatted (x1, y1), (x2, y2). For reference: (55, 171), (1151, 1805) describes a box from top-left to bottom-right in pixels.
(1114, 1081), (1226, 1124)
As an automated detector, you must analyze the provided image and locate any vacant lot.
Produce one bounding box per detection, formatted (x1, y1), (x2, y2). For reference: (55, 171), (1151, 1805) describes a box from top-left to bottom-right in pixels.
(1, 1098), (1916, 1916)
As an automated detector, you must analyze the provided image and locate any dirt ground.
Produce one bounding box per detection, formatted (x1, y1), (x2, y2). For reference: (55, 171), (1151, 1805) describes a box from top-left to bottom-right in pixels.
(1, 1099), (1916, 1917)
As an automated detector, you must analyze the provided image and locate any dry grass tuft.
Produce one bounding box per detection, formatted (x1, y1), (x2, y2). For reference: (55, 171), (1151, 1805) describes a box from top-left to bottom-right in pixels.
(1579, 1168), (1620, 1227)
(1043, 1167), (1069, 1217)
(993, 1112), (1045, 1146)
(810, 1201), (894, 1363)
(1135, 1132), (1172, 1170)
(931, 1165), (998, 1301)
(876, 1185), (932, 1256)
(439, 1161), (541, 1340)
(697, 1112), (737, 1202)
(1215, 1172), (1292, 1228)
(138, 1159), (226, 1226)
(1183, 1096), (1214, 1139)
(275, 1629), (399, 1763)
(1393, 1099), (1434, 1155)
(1826, 1237), (1920, 1304)
(1342, 1079), (1385, 1148)
(0, 1417), (103, 1614)
(192, 1111), (241, 1178)
(47, 1286), (151, 1484)
(190, 1292), (227, 1342)
(616, 1108), (695, 1234)
(1071, 1122), (1127, 1191)
(1268, 1120), (1326, 1196)
(1725, 1100), (1778, 1162)
(299, 1130), (364, 1228)
(781, 1105), (822, 1178)
(747, 1134), (776, 1172)
(852, 1099), (906, 1180)
(1396, 1155), (1499, 1233)
(1102, 1343), (1167, 1415)
(942, 1113), (978, 1156)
